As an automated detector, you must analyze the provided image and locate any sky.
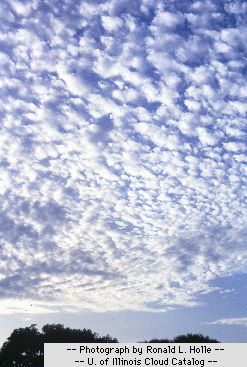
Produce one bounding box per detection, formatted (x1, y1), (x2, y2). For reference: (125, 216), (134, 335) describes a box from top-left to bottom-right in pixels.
(0, 0), (247, 345)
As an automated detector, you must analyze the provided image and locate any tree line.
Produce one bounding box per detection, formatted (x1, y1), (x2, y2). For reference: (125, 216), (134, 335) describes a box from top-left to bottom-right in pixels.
(0, 324), (219, 366)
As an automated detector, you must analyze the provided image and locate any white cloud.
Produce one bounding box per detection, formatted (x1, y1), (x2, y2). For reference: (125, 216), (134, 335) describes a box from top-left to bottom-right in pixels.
(112, 87), (139, 103)
(184, 99), (201, 111)
(223, 142), (246, 152)
(214, 41), (230, 53)
(101, 15), (124, 32)
(0, 0), (246, 317)
(225, 101), (247, 115)
(225, 1), (247, 15)
(224, 125), (245, 138)
(79, 2), (102, 19)
(93, 51), (118, 79)
(177, 113), (197, 136)
(150, 11), (184, 32)
(140, 82), (159, 102)
(56, 62), (89, 97)
(197, 127), (217, 146)
(208, 317), (247, 326)
(10, 0), (34, 16)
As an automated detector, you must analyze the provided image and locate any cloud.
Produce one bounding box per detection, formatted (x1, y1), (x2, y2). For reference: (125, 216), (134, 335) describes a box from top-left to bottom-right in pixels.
(197, 127), (218, 146)
(101, 15), (124, 33)
(56, 62), (90, 97)
(10, 0), (35, 17)
(223, 142), (246, 152)
(150, 10), (184, 32)
(0, 0), (246, 316)
(207, 318), (247, 326)
(224, 1), (247, 15)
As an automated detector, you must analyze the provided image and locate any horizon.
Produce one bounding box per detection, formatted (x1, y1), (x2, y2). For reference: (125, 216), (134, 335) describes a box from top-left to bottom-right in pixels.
(0, 0), (247, 345)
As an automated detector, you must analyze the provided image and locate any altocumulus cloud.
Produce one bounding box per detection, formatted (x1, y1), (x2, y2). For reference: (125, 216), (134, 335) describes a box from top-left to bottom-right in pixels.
(207, 317), (247, 326)
(0, 0), (247, 315)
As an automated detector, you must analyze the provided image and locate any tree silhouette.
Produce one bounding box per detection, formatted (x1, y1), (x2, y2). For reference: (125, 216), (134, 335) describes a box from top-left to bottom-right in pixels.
(172, 333), (220, 343)
(0, 325), (220, 366)
(142, 333), (220, 343)
(42, 323), (118, 343)
(0, 324), (42, 367)
(0, 323), (118, 367)
(146, 338), (171, 343)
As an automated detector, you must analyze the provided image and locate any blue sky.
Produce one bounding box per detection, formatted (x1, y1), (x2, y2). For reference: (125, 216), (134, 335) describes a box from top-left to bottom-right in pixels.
(0, 0), (247, 345)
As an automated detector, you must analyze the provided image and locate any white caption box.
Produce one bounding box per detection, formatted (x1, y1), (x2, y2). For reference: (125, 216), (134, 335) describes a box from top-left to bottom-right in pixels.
(44, 343), (245, 367)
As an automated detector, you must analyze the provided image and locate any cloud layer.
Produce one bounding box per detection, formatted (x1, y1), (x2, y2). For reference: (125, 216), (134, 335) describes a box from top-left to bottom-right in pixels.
(0, 0), (247, 314)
